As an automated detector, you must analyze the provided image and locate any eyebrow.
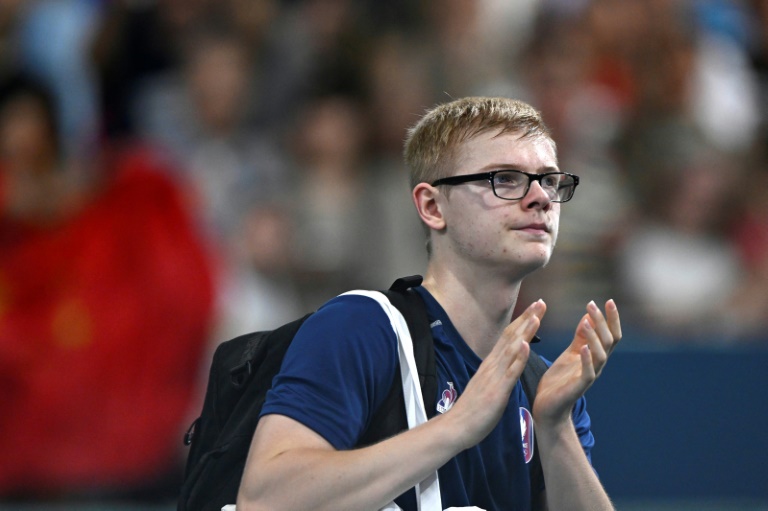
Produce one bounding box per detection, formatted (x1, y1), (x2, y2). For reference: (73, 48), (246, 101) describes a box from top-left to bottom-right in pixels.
(480, 163), (561, 174)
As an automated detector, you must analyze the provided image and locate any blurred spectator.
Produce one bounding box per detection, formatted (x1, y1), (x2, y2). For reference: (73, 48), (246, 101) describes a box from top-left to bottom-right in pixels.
(92, 0), (190, 139)
(286, 94), (376, 308)
(133, 28), (302, 338)
(263, 0), (372, 121)
(617, 144), (744, 340)
(689, 0), (760, 152)
(414, 0), (538, 99)
(747, 0), (768, 134)
(725, 147), (768, 340)
(218, 203), (303, 336)
(0, 1), (24, 80)
(0, 74), (216, 501)
(134, 29), (290, 238)
(363, 31), (433, 285)
(93, 0), (281, 138)
(15, 0), (102, 159)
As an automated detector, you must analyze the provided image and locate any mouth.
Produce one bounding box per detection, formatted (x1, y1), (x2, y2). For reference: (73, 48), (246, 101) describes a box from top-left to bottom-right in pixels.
(515, 222), (550, 235)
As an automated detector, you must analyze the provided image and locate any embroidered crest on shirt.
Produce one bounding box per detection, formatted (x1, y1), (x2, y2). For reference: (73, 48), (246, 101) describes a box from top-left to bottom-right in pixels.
(520, 407), (535, 463)
(436, 382), (457, 413)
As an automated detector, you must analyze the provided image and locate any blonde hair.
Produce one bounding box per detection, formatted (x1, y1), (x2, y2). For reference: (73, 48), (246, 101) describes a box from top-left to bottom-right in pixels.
(404, 97), (554, 190)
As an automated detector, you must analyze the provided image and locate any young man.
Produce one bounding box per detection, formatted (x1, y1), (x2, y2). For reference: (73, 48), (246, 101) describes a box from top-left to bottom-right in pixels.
(236, 97), (621, 510)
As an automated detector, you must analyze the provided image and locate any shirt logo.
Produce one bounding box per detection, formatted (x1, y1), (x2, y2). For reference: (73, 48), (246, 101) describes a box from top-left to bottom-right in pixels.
(520, 407), (535, 463)
(436, 382), (457, 414)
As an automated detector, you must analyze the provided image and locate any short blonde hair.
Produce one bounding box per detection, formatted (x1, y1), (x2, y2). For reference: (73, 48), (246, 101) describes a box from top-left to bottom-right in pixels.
(404, 97), (554, 190)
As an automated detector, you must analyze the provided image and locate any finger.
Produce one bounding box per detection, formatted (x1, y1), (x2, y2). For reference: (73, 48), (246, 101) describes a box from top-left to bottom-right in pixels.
(605, 299), (622, 347)
(517, 299), (547, 324)
(505, 300), (546, 342)
(580, 344), (596, 384)
(586, 301), (614, 354)
(481, 334), (530, 391)
(490, 313), (538, 374)
(506, 339), (530, 379)
(579, 315), (607, 375)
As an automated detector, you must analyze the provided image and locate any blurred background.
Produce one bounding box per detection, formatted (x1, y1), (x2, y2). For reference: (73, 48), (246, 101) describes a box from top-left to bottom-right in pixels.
(0, 0), (766, 509)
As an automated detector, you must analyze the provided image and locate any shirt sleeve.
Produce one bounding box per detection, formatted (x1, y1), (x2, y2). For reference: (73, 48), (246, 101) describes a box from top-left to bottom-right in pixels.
(260, 294), (400, 450)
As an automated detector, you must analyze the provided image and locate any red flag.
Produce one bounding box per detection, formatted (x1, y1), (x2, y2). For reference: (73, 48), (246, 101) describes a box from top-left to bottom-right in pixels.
(0, 145), (216, 495)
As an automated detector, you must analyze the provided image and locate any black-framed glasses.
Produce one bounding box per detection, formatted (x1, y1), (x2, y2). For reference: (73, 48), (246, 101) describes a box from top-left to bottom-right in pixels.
(431, 169), (580, 203)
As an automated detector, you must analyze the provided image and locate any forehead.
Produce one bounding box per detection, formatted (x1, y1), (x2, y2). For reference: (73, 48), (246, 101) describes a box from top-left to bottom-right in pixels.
(451, 129), (558, 174)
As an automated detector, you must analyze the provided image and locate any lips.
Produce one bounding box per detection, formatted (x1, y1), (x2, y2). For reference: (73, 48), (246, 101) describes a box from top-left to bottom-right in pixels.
(516, 222), (550, 233)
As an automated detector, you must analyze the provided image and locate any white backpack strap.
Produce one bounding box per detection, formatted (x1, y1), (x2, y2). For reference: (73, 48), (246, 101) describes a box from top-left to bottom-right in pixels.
(343, 290), (442, 511)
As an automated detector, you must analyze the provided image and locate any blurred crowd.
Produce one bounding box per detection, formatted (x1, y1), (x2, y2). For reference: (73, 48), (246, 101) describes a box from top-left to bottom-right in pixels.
(1, 0), (767, 505)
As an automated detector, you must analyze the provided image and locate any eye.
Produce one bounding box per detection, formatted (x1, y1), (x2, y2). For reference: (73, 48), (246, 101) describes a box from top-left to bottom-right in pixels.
(540, 175), (560, 189)
(493, 171), (525, 187)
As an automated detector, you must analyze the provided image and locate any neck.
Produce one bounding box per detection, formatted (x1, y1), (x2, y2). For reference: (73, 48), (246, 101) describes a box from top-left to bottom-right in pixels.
(421, 261), (523, 359)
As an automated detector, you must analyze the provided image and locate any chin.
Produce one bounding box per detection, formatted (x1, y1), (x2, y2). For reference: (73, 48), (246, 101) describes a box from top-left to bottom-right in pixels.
(496, 252), (551, 280)
(538, 247), (554, 265)
(519, 242), (553, 262)
(525, 257), (551, 273)
(520, 249), (553, 273)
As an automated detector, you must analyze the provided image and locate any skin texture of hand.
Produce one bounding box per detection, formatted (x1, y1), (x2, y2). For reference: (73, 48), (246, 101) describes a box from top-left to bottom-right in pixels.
(447, 299), (546, 449)
(533, 299), (622, 428)
(529, 299), (622, 511)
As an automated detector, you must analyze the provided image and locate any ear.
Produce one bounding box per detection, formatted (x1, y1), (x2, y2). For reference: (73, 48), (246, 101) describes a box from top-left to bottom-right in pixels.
(412, 182), (446, 231)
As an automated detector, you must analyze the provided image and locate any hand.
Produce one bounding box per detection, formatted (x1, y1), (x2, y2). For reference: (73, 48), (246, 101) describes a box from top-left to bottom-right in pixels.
(447, 300), (546, 449)
(533, 299), (622, 428)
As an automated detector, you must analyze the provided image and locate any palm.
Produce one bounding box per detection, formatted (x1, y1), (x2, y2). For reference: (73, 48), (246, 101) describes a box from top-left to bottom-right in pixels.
(533, 342), (591, 424)
(532, 301), (621, 426)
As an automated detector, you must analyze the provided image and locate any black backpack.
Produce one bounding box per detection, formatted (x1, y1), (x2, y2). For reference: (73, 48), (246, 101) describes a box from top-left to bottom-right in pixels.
(177, 276), (548, 511)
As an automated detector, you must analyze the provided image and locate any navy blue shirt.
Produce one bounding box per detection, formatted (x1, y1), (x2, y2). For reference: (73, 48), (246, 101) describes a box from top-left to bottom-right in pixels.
(261, 287), (595, 510)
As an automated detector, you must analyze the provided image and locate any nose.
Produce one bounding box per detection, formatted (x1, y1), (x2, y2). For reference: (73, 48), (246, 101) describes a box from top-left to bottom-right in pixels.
(521, 180), (552, 210)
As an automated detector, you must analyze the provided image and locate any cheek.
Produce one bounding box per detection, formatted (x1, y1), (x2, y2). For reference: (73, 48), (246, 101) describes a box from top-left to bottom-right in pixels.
(550, 219), (560, 247)
(544, 203), (561, 244)
(449, 214), (498, 256)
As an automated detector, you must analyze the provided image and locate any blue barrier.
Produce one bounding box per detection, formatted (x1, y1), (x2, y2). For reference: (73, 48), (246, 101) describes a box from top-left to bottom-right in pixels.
(535, 336), (768, 501)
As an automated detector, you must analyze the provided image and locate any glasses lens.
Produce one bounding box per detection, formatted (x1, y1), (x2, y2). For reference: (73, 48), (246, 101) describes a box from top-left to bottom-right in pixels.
(553, 174), (576, 202)
(492, 170), (528, 199)
(492, 171), (577, 202)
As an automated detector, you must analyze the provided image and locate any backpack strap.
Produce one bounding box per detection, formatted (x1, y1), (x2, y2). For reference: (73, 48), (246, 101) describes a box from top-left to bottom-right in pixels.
(356, 276), (437, 447)
(346, 286), (442, 511)
(521, 349), (548, 412)
(384, 276), (438, 420)
(521, 349), (549, 499)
